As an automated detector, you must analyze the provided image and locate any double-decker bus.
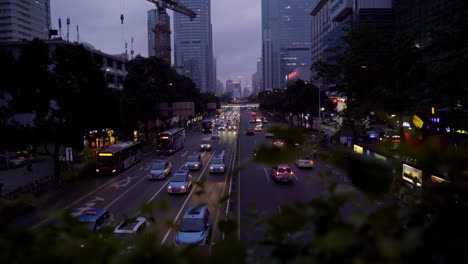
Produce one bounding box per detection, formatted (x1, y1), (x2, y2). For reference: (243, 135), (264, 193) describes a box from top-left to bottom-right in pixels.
(201, 119), (213, 133)
(96, 141), (142, 174)
(156, 127), (186, 154)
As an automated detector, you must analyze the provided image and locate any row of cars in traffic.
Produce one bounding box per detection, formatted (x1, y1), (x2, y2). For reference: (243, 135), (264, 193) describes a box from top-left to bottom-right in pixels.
(77, 205), (212, 247)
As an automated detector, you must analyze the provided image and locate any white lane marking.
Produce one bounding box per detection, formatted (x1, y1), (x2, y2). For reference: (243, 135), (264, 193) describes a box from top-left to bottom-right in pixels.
(254, 140), (257, 146)
(264, 168), (270, 181)
(160, 151), (216, 245)
(201, 151), (206, 158)
(136, 162), (190, 215)
(72, 196), (104, 216)
(181, 151), (188, 157)
(112, 176), (138, 189)
(293, 173), (300, 182)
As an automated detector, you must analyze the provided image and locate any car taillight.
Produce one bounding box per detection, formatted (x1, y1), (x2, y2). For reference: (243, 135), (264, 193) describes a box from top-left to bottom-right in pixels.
(276, 172), (280, 175)
(290, 171), (294, 175)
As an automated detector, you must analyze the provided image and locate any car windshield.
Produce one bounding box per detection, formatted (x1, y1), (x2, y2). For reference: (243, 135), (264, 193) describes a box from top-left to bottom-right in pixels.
(212, 158), (223, 164)
(201, 140), (211, 144)
(172, 174), (187, 182)
(151, 163), (165, 170)
(179, 218), (204, 232)
(278, 168), (291, 173)
(187, 156), (198, 162)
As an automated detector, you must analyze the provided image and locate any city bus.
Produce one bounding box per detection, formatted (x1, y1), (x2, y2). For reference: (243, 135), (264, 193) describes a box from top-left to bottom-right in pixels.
(201, 119), (213, 133)
(96, 141), (142, 174)
(156, 127), (186, 154)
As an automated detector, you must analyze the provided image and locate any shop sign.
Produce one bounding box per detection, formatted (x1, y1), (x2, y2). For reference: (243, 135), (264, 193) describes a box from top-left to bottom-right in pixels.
(402, 164), (422, 187)
(412, 115), (424, 128)
(353, 144), (363, 154)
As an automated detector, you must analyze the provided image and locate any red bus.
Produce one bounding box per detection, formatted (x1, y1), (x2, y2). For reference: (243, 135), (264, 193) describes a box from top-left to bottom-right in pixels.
(96, 141), (142, 174)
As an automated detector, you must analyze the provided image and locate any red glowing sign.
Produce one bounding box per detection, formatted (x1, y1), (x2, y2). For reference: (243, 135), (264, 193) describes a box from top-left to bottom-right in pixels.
(288, 71), (298, 79)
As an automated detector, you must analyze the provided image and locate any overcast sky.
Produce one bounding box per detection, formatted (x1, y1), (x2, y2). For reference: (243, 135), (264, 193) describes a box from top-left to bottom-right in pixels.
(51, 0), (262, 88)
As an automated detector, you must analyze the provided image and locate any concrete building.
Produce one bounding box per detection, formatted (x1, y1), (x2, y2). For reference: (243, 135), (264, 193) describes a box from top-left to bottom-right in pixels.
(0, 0), (51, 42)
(147, 9), (158, 57)
(262, 0), (312, 91)
(310, 0), (393, 90)
(285, 66), (312, 86)
(225, 80), (233, 95)
(252, 57), (263, 95)
(0, 40), (128, 90)
(216, 79), (224, 95)
(173, 0), (214, 93)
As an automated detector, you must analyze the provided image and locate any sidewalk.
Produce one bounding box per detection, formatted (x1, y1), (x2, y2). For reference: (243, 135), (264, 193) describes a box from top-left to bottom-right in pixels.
(0, 155), (54, 196)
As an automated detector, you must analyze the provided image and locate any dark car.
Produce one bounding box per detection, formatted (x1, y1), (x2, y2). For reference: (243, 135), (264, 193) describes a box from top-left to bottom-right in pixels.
(246, 128), (255, 136)
(78, 209), (115, 231)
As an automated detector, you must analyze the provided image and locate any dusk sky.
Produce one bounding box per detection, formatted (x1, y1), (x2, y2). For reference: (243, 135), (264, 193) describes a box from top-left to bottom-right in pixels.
(51, 0), (262, 88)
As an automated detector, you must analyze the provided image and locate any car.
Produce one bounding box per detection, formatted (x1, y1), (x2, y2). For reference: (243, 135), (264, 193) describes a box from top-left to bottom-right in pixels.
(218, 124), (226, 131)
(211, 131), (220, 139)
(249, 119), (256, 123)
(78, 209), (115, 231)
(184, 154), (202, 170)
(254, 125), (262, 132)
(265, 132), (274, 138)
(209, 154), (226, 173)
(228, 124), (236, 131)
(295, 156), (315, 168)
(200, 138), (212, 151)
(246, 128), (255, 136)
(113, 217), (149, 236)
(148, 160), (172, 180)
(167, 170), (193, 194)
(262, 117), (268, 123)
(175, 206), (211, 246)
(273, 139), (285, 147)
(271, 165), (294, 183)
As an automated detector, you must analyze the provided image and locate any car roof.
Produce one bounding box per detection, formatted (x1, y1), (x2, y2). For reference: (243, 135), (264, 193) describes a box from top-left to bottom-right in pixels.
(78, 209), (107, 221)
(183, 206), (207, 219)
(174, 169), (190, 175)
(114, 217), (146, 233)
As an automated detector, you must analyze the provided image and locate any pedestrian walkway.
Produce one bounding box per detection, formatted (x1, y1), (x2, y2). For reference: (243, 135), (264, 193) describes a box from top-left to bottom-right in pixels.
(0, 155), (54, 195)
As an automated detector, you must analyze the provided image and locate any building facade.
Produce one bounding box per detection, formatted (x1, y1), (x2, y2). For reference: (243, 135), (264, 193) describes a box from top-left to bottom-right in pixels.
(173, 0), (214, 93)
(147, 9), (158, 57)
(310, 0), (393, 90)
(0, 0), (51, 42)
(262, 0), (312, 91)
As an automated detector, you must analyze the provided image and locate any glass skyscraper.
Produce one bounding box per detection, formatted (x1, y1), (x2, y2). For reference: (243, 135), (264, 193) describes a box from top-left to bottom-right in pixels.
(262, 0), (312, 90)
(0, 0), (51, 41)
(173, 0), (214, 93)
(147, 9), (157, 57)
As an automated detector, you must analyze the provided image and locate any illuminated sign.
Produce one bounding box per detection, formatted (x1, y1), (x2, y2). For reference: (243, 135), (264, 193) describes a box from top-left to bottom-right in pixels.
(402, 164), (422, 187)
(98, 153), (113, 157)
(160, 136), (169, 139)
(456, 130), (468, 134)
(353, 144), (363, 154)
(374, 153), (387, 161)
(287, 71), (298, 79)
(431, 175), (447, 183)
(412, 115), (424, 128)
(403, 122), (411, 127)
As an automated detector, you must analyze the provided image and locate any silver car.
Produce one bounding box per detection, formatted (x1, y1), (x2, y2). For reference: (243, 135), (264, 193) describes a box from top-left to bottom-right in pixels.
(209, 155), (226, 173)
(200, 138), (212, 151)
(271, 165), (294, 183)
(167, 170), (193, 194)
(175, 206), (211, 246)
(149, 160), (172, 180)
(184, 154), (202, 170)
(295, 156), (314, 168)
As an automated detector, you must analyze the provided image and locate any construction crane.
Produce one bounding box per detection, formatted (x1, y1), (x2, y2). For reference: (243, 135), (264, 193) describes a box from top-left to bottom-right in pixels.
(146, 0), (197, 64)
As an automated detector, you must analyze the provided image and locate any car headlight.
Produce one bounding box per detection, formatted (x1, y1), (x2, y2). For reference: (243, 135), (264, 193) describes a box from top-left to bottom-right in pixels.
(168, 186), (172, 189)
(195, 164), (199, 167)
(210, 166), (214, 169)
(96, 169), (100, 172)
(112, 169), (117, 173)
(207, 144), (211, 147)
(180, 186), (185, 189)
(220, 167), (224, 169)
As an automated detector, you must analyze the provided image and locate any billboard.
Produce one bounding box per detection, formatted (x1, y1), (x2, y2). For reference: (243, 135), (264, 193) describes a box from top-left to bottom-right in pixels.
(402, 164), (422, 187)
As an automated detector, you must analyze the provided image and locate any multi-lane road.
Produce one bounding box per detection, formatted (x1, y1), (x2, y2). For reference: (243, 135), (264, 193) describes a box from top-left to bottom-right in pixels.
(16, 107), (356, 253)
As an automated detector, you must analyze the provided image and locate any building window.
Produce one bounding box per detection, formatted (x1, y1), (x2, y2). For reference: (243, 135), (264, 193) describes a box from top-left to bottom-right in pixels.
(106, 58), (114, 67)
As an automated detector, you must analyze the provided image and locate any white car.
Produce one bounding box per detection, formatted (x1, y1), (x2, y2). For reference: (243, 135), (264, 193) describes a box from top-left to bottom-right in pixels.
(295, 156), (315, 168)
(209, 154), (226, 173)
(114, 217), (149, 236)
(254, 125), (262, 132)
(167, 170), (193, 194)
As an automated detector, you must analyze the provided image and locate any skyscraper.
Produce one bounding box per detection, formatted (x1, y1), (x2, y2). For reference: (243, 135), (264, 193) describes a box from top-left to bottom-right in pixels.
(173, 0), (214, 93)
(147, 9), (158, 57)
(261, 0), (312, 91)
(0, 0), (51, 42)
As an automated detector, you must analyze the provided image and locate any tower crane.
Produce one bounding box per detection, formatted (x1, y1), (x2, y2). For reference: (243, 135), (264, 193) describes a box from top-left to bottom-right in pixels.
(146, 0), (196, 64)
